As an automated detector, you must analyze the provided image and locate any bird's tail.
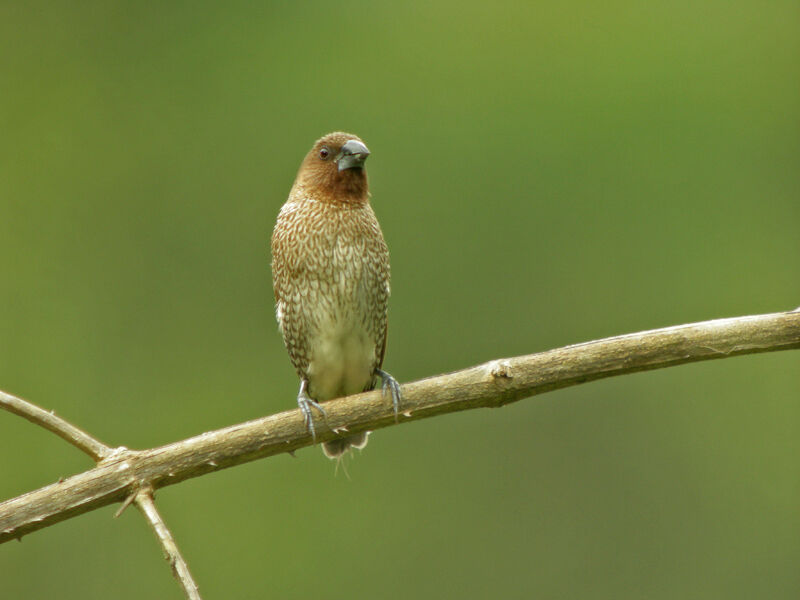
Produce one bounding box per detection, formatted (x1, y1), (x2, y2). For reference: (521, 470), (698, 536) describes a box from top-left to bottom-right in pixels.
(321, 431), (370, 459)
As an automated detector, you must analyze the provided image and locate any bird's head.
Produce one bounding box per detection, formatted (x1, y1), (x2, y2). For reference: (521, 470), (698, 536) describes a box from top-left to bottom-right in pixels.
(296, 132), (370, 203)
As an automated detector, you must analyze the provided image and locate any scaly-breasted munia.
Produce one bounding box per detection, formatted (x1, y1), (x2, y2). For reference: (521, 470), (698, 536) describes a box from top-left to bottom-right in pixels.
(271, 132), (401, 458)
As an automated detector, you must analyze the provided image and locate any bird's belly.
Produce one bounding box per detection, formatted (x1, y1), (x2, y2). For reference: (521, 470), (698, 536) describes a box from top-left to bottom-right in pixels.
(305, 313), (376, 402)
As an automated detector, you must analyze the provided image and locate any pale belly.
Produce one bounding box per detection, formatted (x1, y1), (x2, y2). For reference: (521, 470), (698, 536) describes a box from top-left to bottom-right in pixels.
(305, 315), (377, 402)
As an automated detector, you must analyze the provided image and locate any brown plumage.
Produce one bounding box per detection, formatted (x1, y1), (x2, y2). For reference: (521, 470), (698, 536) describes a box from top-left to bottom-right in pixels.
(270, 132), (400, 458)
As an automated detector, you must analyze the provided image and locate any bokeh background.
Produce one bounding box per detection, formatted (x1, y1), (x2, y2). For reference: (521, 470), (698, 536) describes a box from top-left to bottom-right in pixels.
(1, 2), (798, 598)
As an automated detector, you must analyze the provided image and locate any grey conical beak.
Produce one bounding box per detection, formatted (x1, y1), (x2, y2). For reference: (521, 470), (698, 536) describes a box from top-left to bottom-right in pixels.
(337, 139), (370, 171)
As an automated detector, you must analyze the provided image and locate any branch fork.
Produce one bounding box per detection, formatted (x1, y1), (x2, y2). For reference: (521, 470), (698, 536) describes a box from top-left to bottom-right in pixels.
(2, 309), (799, 598)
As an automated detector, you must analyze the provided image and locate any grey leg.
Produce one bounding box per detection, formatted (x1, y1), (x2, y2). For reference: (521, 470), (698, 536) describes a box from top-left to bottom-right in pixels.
(375, 368), (402, 422)
(297, 379), (328, 442)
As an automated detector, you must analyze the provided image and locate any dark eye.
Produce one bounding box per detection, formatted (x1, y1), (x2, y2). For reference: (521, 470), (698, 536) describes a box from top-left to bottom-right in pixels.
(319, 147), (330, 160)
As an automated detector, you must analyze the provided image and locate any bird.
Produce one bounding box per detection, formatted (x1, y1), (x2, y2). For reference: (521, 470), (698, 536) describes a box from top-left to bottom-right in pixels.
(270, 132), (401, 459)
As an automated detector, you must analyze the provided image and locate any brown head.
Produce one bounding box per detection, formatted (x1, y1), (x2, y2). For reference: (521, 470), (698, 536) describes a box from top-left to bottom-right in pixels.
(295, 132), (370, 203)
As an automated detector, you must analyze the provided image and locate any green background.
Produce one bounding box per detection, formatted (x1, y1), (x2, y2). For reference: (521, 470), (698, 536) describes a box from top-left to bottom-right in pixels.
(1, 1), (798, 598)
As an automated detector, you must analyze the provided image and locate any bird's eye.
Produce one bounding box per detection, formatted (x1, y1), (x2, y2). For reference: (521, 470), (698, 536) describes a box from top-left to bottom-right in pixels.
(319, 148), (330, 160)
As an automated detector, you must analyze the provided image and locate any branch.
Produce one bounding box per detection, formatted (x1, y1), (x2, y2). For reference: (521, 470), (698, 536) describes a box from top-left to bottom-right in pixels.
(0, 389), (111, 461)
(134, 487), (203, 600)
(2, 310), (799, 544)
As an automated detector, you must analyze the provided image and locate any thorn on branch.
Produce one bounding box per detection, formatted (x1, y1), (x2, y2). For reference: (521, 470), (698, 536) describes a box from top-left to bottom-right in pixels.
(115, 488), (139, 518)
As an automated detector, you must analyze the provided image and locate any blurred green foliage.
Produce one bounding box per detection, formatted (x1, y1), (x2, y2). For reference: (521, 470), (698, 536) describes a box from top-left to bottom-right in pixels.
(1, 1), (798, 598)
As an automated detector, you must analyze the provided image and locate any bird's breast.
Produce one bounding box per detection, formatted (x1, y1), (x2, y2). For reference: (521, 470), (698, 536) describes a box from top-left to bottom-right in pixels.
(273, 196), (389, 401)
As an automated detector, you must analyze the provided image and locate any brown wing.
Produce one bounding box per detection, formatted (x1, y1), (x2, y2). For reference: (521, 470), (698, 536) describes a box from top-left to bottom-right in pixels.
(271, 200), (314, 379)
(377, 321), (388, 370)
(362, 204), (391, 374)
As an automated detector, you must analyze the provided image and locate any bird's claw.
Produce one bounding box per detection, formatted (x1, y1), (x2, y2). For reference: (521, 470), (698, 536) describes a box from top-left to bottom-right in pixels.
(375, 368), (402, 422)
(297, 380), (328, 443)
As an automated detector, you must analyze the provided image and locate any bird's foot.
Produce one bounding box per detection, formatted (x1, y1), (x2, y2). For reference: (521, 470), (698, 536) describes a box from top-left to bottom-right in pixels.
(297, 379), (328, 443)
(375, 368), (402, 422)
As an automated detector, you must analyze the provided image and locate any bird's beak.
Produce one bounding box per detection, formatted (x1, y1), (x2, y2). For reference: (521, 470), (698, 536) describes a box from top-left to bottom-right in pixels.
(337, 139), (370, 171)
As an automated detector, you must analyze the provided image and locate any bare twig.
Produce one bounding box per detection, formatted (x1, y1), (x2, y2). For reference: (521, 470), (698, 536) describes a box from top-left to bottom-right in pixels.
(134, 487), (203, 600)
(0, 389), (111, 461)
(1, 310), (798, 544)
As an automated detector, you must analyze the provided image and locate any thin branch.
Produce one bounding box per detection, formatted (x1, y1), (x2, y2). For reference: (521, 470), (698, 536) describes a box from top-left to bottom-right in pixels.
(0, 389), (111, 461)
(1, 310), (799, 544)
(134, 487), (203, 600)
